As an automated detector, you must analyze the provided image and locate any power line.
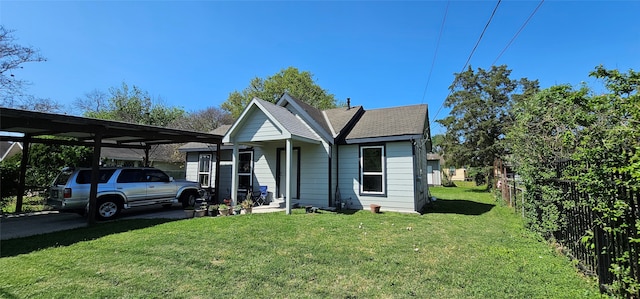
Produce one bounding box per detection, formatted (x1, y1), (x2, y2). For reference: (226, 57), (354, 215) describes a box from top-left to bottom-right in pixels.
(461, 0), (502, 72)
(421, 0), (450, 104)
(430, 0), (503, 128)
(492, 0), (545, 66)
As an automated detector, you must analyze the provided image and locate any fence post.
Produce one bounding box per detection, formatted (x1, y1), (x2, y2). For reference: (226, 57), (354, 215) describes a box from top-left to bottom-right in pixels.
(594, 225), (612, 289)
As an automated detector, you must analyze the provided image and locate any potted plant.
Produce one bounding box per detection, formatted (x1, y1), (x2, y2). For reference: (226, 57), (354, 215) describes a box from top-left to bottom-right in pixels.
(234, 204), (242, 215)
(241, 198), (254, 214)
(208, 204), (219, 217)
(183, 206), (195, 218)
(218, 204), (229, 216)
(194, 206), (206, 218)
(193, 201), (208, 217)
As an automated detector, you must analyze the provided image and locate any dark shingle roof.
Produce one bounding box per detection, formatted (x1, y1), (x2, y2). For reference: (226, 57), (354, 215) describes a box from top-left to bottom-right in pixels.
(178, 125), (229, 151)
(211, 125), (231, 136)
(345, 104), (427, 140)
(323, 106), (363, 137)
(255, 98), (320, 141)
(284, 94), (332, 138)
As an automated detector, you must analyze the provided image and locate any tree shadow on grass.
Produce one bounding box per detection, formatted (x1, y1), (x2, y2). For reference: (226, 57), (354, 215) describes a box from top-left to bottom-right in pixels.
(0, 218), (176, 258)
(424, 199), (495, 216)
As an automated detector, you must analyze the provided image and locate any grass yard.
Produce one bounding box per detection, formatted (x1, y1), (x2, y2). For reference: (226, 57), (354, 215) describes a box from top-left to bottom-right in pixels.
(0, 183), (601, 298)
(1, 195), (49, 214)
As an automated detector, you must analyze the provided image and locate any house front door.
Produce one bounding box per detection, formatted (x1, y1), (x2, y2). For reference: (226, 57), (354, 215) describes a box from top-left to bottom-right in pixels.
(277, 148), (299, 200)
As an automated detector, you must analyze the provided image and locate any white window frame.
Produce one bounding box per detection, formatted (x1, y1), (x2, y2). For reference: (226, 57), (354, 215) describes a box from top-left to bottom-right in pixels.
(360, 145), (385, 195)
(237, 151), (253, 193)
(198, 153), (212, 188)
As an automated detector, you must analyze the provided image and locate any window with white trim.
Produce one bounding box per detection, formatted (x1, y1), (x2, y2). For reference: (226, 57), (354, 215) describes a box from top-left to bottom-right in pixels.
(360, 145), (385, 194)
(198, 154), (212, 187)
(238, 151), (253, 192)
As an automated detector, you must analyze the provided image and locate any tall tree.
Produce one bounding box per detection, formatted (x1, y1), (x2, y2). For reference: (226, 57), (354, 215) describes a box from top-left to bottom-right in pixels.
(437, 65), (539, 187)
(221, 66), (339, 118)
(82, 82), (185, 127)
(506, 84), (588, 235)
(169, 106), (233, 133)
(73, 89), (108, 114)
(430, 133), (445, 155)
(0, 26), (61, 112)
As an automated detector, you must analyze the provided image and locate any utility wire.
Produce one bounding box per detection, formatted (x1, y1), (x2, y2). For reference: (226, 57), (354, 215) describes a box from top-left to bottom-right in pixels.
(492, 0), (544, 66)
(421, 0), (450, 104)
(461, 0), (502, 72)
(430, 0), (502, 127)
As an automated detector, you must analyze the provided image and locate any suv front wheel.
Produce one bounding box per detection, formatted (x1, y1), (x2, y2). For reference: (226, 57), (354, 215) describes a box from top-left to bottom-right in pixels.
(180, 191), (197, 208)
(97, 197), (122, 220)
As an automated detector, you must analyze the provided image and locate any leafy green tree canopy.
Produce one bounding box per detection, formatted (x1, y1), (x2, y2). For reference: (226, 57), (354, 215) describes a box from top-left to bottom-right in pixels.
(82, 82), (185, 127)
(430, 134), (445, 155)
(221, 67), (339, 118)
(437, 65), (539, 185)
(506, 66), (639, 296)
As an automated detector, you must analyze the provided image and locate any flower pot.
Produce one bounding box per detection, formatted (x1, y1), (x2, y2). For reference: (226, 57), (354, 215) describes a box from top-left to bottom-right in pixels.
(370, 204), (381, 214)
(194, 209), (206, 217)
(245, 207), (252, 214)
(219, 209), (229, 216)
(184, 209), (195, 218)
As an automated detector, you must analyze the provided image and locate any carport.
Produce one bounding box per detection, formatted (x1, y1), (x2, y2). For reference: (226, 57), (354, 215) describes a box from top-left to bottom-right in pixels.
(0, 107), (223, 224)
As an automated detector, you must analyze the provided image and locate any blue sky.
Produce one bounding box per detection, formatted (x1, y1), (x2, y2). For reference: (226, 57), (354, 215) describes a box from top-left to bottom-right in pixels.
(2, 1), (638, 134)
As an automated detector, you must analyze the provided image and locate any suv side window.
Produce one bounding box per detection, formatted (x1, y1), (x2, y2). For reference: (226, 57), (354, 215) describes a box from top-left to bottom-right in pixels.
(145, 169), (170, 182)
(117, 169), (144, 183)
(76, 169), (116, 184)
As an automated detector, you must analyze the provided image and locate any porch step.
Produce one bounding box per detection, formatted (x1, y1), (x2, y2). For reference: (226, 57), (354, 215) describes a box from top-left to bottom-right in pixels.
(267, 198), (285, 208)
(251, 198), (285, 213)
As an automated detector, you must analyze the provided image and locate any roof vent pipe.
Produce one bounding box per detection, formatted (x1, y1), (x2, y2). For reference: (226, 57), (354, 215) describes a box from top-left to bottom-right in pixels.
(347, 98), (351, 110)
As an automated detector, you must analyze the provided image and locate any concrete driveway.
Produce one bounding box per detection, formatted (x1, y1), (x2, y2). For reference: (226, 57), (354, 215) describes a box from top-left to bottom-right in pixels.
(0, 205), (187, 241)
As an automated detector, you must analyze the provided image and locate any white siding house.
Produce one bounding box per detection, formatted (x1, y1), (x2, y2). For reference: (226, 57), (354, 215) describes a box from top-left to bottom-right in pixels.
(180, 93), (432, 214)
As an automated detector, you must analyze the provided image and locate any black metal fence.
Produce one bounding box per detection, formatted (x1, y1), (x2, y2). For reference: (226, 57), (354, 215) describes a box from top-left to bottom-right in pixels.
(551, 170), (639, 293)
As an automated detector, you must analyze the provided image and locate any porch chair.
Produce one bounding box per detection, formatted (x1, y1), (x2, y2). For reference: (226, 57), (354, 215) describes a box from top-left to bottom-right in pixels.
(248, 186), (268, 206)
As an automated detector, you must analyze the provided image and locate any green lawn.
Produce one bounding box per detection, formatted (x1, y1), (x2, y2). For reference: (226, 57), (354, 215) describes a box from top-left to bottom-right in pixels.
(0, 183), (601, 298)
(1, 195), (49, 214)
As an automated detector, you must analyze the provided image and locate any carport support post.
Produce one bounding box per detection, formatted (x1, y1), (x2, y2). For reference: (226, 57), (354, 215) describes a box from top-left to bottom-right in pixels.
(87, 130), (103, 225)
(144, 146), (150, 167)
(15, 134), (31, 213)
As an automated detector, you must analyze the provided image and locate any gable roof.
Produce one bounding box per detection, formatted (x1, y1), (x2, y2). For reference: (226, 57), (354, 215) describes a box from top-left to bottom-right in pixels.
(223, 98), (321, 144)
(344, 104), (428, 143)
(0, 141), (22, 161)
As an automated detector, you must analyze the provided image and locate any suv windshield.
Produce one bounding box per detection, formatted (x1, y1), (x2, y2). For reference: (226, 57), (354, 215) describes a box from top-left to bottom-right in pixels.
(75, 169), (117, 184)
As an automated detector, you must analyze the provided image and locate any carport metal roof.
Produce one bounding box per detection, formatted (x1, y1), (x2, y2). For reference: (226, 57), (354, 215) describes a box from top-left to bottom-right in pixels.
(0, 107), (223, 224)
(0, 107), (222, 147)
